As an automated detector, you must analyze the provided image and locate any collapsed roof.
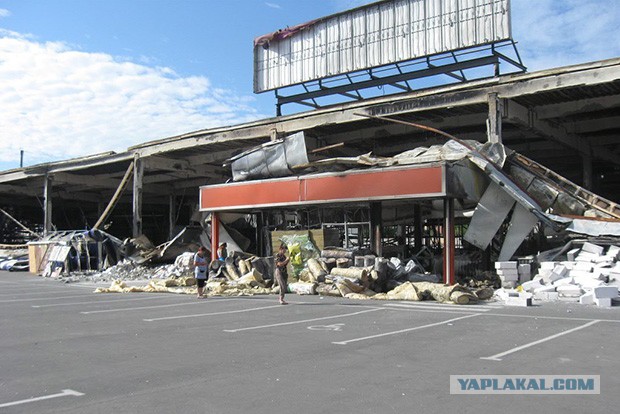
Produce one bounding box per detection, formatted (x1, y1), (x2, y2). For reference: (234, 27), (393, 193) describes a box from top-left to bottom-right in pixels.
(225, 129), (620, 260)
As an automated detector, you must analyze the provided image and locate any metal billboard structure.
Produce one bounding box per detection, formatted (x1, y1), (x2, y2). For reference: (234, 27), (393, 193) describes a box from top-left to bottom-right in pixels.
(254, 0), (525, 114)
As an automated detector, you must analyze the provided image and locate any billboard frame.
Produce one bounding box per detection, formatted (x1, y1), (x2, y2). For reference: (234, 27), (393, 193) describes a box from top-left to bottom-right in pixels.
(253, 0), (525, 115)
(273, 39), (525, 115)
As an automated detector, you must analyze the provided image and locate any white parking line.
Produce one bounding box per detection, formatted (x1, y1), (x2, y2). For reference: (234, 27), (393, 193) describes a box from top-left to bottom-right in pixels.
(0, 280), (96, 290)
(145, 303), (284, 322)
(81, 301), (201, 314)
(480, 319), (601, 361)
(379, 305), (620, 324)
(332, 313), (482, 345)
(0, 288), (100, 297)
(32, 295), (175, 308)
(0, 389), (84, 408)
(0, 291), (61, 297)
(80, 298), (245, 314)
(383, 303), (497, 312)
(0, 294), (100, 303)
(224, 308), (384, 333)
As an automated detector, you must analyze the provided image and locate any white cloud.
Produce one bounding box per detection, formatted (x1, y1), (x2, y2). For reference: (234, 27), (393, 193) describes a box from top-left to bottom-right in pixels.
(265, 2), (282, 9)
(511, 0), (620, 70)
(0, 30), (264, 165)
(0, 9), (11, 18)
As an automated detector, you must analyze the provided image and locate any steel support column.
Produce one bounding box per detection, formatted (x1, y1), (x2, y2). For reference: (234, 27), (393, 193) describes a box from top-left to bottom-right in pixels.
(413, 204), (423, 250)
(487, 92), (502, 144)
(443, 198), (455, 285)
(43, 173), (53, 235)
(211, 212), (220, 262)
(168, 192), (176, 240)
(370, 202), (382, 256)
(132, 155), (143, 237)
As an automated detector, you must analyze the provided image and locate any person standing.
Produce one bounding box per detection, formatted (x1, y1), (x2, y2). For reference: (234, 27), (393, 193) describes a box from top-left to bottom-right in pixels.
(217, 242), (228, 262)
(275, 243), (290, 305)
(194, 246), (209, 298)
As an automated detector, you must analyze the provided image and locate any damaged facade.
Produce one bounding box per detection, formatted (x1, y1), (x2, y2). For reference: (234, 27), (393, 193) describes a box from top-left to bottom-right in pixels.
(1, 57), (619, 307)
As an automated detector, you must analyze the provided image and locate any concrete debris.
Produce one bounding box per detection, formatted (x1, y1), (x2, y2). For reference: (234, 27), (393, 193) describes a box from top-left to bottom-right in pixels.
(88, 246), (489, 306)
(27, 229), (123, 276)
(0, 247), (29, 271)
(497, 241), (620, 307)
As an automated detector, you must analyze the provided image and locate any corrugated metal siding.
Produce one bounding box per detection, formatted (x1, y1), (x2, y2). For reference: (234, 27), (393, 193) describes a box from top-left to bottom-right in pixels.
(254, 0), (511, 92)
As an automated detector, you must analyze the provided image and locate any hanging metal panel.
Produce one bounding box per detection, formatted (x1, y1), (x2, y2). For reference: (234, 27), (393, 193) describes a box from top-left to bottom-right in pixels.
(326, 18), (340, 77)
(410, 0), (427, 58)
(366, 3), (381, 69)
(459, 0), (476, 48)
(339, 15), (354, 74)
(441, 0), (458, 52)
(301, 28), (315, 82)
(253, 0), (512, 93)
(394, 0), (410, 62)
(290, 33), (304, 85)
(379, 1), (396, 64)
(314, 22), (327, 80)
(352, 9), (368, 71)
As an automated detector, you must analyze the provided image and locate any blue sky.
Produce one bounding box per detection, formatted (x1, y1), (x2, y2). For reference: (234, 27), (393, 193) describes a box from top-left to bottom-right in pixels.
(0, 0), (618, 171)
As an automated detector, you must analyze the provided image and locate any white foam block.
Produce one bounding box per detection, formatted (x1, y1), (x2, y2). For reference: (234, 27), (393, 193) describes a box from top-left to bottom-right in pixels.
(500, 276), (519, 284)
(570, 269), (604, 280)
(582, 242), (604, 255)
(576, 252), (598, 262)
(606, 245), (620, 259)
(545, 265), (568, 283)
(579, 292), (594, 305)
(556, 285), (583, 296)
(540, 261), (559, 270)
(566, 248), (580, 261)
(497, 269), (518, 274)
(498, 275), (519, 283)
(573, 276), (605, 289)
(552, 277), (574, 287)
(504, 296), (532, 307)
(521, 279), (544, 292)
(495, 261), (517, 269)
(535, 291), (559, 301)
(594, 297), (612, 307)
(593, 256), (614, 264)
(560, 261), (575, 270)
(574, 262), (593, 272)
(534, 285), (556, 294)
(593, 286), (618, 299)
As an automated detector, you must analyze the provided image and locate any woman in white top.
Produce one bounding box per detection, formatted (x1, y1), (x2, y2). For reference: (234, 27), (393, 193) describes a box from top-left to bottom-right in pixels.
(193, 246), (209, 298)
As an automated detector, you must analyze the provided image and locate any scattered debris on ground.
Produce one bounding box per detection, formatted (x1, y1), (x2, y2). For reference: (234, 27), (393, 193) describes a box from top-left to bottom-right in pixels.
(0, 245), (29, 271)
(495, 240), (620, 307)
(87, 242), (491, 305)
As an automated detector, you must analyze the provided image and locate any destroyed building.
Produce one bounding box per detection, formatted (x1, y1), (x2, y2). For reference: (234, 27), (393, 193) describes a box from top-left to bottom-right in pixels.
(1, 0), (619, 305)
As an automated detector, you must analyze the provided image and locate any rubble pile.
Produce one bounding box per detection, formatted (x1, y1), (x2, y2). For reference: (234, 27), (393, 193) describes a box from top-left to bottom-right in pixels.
(91, 245), (491, 305)
(495, 241), (620, 307)
(59, 252), (197, 283)
(0, 247), (29, 271)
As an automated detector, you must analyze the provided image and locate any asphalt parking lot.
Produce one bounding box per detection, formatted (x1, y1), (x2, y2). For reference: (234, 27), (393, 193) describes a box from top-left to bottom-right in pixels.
(1, 271), (618, 413)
